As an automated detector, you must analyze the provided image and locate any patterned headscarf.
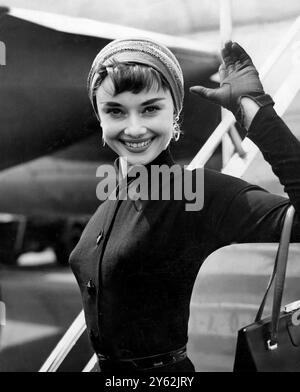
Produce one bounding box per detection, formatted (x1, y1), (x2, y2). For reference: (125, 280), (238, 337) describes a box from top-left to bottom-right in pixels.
(87, 37), (184, 118)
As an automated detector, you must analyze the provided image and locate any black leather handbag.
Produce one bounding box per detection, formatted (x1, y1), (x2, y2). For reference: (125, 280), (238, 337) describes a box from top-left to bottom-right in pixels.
(233, 205), (300, 372)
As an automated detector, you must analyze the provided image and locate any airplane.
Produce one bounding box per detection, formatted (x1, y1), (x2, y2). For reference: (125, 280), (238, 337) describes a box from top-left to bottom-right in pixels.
(3, 0), (300, 36)
(0, 6), (221, 264)
(0, 6), (221, 170)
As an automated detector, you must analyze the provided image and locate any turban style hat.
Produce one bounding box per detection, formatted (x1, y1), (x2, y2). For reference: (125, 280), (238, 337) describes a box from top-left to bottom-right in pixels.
(87, 37), (184, 118)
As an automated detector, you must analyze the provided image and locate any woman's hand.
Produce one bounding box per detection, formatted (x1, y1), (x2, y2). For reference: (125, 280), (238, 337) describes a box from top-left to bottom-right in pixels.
(190, 41), (265, 118)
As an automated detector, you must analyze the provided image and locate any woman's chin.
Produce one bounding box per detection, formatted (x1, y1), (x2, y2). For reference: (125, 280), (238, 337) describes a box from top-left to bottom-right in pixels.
(125, 154), (154, 166)
(119, 148), (161, 166)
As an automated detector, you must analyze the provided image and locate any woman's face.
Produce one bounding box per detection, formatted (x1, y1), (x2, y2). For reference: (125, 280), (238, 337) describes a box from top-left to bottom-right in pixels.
(96, 76), (174, 167)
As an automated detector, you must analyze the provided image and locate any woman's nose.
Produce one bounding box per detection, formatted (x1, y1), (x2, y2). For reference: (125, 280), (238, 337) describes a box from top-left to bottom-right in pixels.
(124, 115), (147, 138)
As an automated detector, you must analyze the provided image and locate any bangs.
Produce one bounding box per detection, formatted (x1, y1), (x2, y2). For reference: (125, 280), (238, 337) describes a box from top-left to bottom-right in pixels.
(94, 61), (170, 97)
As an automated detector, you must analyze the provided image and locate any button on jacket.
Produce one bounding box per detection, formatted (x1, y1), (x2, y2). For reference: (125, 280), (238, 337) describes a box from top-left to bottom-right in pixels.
(69, 105), (300, 360)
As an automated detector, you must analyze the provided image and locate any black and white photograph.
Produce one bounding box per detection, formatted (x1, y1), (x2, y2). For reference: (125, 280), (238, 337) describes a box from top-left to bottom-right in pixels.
(0, 0), (300, 375)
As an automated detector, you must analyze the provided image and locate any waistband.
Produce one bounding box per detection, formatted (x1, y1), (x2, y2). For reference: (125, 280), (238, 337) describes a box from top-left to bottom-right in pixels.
(97, 346), (187, 371)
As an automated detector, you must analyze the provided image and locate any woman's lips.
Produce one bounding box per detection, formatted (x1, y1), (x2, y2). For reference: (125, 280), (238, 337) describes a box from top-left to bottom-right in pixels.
(120, 137), (155, 152)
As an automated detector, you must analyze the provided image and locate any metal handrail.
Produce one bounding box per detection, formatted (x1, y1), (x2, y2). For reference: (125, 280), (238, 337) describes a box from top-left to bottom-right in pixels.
(39, 310), (86, 372)
(222, 68), (300, 176)
(187, 111), (235, 170)
(228, 126), (246, 158)
(82, 354), (97, 372)
(188, 16), (300, 172)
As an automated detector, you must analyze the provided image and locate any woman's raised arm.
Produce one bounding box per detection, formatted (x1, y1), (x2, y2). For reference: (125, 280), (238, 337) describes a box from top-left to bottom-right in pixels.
(190, 41), (300, 243)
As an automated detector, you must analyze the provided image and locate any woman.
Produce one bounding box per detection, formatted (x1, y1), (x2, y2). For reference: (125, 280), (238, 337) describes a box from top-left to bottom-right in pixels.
(69, 38), (300, 372)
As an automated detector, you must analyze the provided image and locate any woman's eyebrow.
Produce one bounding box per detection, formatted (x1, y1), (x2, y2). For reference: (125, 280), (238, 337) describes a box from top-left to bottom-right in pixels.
(141, 98), (166, 106)
(99, 101), (122, 107)
(100, 98), (166, 107)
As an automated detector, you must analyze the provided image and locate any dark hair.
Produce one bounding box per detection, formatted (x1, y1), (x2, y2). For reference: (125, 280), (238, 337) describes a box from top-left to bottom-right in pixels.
(92, 60), (170, 100)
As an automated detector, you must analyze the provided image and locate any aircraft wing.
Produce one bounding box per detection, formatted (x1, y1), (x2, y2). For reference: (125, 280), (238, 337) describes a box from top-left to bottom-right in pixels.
(0, 6), (220, 171)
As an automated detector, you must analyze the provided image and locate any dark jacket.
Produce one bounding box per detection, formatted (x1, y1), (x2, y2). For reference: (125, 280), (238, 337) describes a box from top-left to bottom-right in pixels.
(69, 105), (300, 359)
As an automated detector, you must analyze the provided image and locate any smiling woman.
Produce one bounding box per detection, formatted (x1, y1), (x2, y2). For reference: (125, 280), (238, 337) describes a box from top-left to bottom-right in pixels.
(69, 38), (300, 373)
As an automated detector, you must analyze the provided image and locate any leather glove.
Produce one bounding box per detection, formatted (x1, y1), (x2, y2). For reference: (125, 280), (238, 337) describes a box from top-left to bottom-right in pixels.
(190, 41), (274, 123)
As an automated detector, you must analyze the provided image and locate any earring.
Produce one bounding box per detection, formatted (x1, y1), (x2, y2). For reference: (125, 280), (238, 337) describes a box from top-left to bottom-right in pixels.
(102, 137), (106, 147)
(173, 116), (181, 142)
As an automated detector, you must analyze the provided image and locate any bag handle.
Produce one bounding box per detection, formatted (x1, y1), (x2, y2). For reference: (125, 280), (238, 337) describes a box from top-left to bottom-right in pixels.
(254, 205), (295, 347)
(269, 205), (295, 346)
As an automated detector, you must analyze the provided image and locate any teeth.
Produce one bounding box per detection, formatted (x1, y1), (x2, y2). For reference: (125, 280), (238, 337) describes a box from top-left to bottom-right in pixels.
(124, 139), (152, 148)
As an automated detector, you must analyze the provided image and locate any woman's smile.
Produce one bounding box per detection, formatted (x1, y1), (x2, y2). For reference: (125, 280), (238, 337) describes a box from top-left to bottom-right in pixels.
(119, 136), (156, 151)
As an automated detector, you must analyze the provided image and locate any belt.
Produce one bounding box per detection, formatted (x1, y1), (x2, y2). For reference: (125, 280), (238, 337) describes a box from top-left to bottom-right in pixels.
(97, 346), (187, 371)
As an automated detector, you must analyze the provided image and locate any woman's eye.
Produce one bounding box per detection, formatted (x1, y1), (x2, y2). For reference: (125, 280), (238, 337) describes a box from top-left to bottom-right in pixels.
(106, 108), (124, 117)
(144, 106), (160, 114)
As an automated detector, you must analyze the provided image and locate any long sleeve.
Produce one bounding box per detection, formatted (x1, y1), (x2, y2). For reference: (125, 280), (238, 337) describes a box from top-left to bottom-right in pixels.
(209, 105), (300, 245)
(247, 105), (300, 214)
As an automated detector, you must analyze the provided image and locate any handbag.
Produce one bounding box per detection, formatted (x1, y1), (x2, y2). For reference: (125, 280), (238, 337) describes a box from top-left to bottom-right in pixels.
(233, 205), (300, 372)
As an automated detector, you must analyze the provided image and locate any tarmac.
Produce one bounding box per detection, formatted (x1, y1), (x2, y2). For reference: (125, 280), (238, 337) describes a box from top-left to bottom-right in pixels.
(0, 261), (93, 372)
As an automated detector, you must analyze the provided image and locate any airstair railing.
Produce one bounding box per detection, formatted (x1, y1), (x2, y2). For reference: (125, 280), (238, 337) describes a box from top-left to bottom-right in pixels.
(39, 16), (300, 373)
(188, 16), (300, 172)
(82, 354), (98, 372)
(39, 310), (86, 372)
(222, 66), (300, 176)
